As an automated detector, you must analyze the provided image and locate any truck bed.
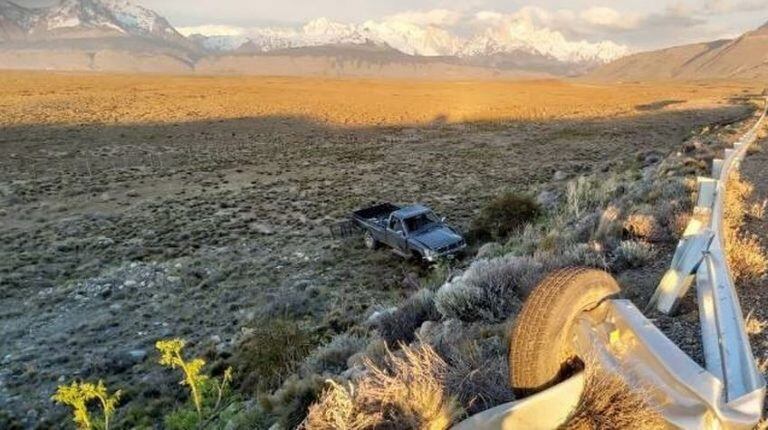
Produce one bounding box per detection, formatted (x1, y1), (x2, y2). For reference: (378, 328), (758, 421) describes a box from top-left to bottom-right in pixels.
(352, 203), (400, 227)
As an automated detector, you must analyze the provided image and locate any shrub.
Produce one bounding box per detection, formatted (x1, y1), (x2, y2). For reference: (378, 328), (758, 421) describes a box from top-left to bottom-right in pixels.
(724, 172), (768, 284)
(435, 280), (487, 322)
(261, 375), (325, 429)
(233, 319), (315, 393)
(435, 255), (537, 322)
(623, 213), (655, 239)
(593, 206), (622, 243)
(442, 340), (515, 415)
(564, 175), (621, 220)
(302, 333), (369, 376)
(377, 289), (440, 345)
(471, 192), (541, 241)
(612, 241), (656, 269)
(560, 364), (665, 430)
(745, 311), (767, 335)
(539, 242), (609, 271)
(303, 380), (382, 430)
(305, 343), (465, 430)
(726, 232), (768, 284)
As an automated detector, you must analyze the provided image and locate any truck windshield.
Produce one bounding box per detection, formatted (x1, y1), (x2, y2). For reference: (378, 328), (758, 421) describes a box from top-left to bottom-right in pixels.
(404, 212), (440, 233)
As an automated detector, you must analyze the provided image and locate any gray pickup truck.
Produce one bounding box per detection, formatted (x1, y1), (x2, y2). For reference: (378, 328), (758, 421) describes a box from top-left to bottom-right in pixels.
(349, 203), (466, 262)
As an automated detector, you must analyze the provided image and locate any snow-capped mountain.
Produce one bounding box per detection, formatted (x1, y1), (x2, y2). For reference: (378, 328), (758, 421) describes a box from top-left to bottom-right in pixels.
(460, 13), (628, 64)
(0, 0), (630, 75)
(186, 14), (628, 66)
(0, 0), (187, 44)
(0, 0), (36, 39)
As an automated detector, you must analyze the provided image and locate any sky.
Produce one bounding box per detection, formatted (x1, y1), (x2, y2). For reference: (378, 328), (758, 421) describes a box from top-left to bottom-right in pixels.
(18, 0), (768, 50)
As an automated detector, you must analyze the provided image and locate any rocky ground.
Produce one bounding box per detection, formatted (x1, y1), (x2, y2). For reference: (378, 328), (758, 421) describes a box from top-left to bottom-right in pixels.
(0, 76), (758, 427)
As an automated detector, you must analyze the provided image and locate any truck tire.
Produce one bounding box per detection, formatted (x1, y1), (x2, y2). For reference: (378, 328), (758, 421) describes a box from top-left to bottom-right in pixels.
(509, 267), (620, 396)
(363, 231), (378, 250)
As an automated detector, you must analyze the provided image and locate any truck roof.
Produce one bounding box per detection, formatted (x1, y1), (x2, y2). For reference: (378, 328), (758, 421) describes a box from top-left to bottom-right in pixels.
(392, 204), (431, 219)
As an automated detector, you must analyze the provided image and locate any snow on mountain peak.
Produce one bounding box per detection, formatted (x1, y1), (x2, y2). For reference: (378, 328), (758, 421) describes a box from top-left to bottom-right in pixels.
(3, 0), (184, 40)
(190, 10), (629, 64)
(462, 11), (629, 63)
(1, 1), (630, 66)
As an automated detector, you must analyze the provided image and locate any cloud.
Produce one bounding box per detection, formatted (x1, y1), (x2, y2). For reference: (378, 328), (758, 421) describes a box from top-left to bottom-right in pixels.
(579, 7), (642, 30)
(382, 9), (463, 27)
(703, 0), (768, 13)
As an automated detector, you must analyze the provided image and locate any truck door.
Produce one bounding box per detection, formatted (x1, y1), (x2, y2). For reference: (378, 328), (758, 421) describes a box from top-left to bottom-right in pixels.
(388, 216), (408, 252)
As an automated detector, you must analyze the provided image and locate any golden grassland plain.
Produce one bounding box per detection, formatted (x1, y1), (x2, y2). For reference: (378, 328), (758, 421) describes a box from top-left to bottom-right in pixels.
(0, 71), (758, 127)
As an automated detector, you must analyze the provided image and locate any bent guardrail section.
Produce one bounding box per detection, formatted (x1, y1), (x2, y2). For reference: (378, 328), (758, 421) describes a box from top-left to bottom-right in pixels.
(650, 97), (767, 406)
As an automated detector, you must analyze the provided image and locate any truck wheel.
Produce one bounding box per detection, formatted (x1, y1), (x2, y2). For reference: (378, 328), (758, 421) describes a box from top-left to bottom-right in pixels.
(363, 231), (378, 250)
(509, 267), (619, 396)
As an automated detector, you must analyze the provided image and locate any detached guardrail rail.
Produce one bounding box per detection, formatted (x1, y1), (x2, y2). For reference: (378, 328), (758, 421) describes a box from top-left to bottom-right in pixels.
(455, 97), (768, 430)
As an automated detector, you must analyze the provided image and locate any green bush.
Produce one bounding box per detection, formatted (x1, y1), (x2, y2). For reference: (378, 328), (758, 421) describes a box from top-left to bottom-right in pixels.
(232, 319), (315, 394)
(302, 333), (369, 375)
(377, 289), (440, 345)
(471, 192), (541, 241)
(259, 374), (325, 429)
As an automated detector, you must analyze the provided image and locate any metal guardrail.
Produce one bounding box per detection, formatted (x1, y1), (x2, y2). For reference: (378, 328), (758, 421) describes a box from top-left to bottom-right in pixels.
(454, 97), (768, 429)
(650, 97), (767, 407)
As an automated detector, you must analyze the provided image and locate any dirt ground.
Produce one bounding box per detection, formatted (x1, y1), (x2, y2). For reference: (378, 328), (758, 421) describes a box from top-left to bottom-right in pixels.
(0, 72), (760, 427)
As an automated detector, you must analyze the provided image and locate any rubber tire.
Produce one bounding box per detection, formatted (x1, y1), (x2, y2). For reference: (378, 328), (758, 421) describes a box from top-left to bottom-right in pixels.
(363, 231), (378, 250)
(509, 267), (620, 397)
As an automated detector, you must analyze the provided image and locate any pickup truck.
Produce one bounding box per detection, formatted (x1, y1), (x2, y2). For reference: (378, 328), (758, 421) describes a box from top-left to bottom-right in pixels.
(349, 203), (466, 262)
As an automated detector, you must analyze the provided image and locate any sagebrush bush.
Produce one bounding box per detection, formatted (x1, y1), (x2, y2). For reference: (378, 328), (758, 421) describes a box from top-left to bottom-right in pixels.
(376, 289), (440, 345)
(302, 333), (369, 376)
(233, 319), (315, 393)
(593, 206), (622, 243)
(261, 374), (326, 429)
(471, 192), (541, 241)
(435, 255), (536, 322)
(435, 279), (487, 322)
(623, 212), (658, 240)
(564, 175), (621, 220)
(441, 340), (515, 415)
(613, 240), (656, 269)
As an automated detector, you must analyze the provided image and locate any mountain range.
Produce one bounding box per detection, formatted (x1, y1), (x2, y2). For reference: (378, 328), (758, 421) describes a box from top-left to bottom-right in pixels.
(587, 22), (768, 81)
(0, 0), (630, 77)
(1, 0), (767, 81)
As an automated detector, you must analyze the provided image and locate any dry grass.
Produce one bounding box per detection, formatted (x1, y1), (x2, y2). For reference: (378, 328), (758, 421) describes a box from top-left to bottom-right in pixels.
(304, 343), (464, 430)
(745, 311), (767, 335)
(560, 365), (665, 430)
(0, 71), (752, 127)
(724, 172), (768, 284)
(750, 199), (767, 220)
(303, 380), (382, 430)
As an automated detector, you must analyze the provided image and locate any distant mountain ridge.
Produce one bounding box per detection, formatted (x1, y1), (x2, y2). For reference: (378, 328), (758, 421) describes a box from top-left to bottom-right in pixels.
(587, 21), (768, 81)
(0, 0), (186, 44)
(184, 16), (628, 67)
